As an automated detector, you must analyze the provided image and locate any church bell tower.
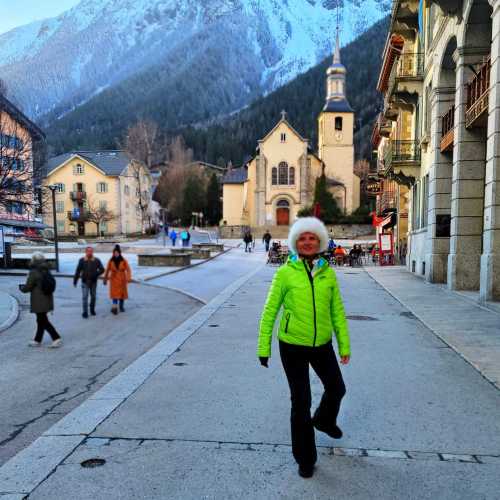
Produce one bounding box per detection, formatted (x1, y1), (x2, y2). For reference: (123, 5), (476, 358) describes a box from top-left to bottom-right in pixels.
(317, 24), (358, 214)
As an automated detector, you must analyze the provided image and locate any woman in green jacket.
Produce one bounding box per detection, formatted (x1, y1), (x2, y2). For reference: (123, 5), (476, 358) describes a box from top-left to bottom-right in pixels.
(258, 217), (350, 478)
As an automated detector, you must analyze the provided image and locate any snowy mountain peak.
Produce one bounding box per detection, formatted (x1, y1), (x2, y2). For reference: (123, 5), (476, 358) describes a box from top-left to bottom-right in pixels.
(0, 0), (390, 120)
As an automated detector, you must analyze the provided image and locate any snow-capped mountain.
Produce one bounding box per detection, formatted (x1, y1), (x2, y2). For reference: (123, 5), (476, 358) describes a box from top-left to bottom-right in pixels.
(0, 0), (390, 122)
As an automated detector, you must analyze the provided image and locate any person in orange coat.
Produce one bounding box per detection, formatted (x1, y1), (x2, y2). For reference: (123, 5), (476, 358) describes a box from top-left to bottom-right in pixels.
(103, 244), (132, 315)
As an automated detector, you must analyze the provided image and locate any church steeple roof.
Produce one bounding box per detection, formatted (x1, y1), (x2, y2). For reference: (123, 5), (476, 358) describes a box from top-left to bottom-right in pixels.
(323, 23), (353, 113)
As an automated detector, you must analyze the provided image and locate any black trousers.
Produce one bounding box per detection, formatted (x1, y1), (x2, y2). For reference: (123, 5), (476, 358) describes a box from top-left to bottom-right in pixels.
(34, 313), (61, 343)
(279, 340), (346, 467)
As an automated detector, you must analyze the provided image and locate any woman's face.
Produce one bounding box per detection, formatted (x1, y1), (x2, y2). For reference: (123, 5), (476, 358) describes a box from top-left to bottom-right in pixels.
(113, 250), (120, 258)
(296, 232), (320, 257)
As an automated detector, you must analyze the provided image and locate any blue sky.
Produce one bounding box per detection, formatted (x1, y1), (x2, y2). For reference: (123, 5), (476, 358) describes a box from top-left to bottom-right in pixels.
(0, 0), (80, 34)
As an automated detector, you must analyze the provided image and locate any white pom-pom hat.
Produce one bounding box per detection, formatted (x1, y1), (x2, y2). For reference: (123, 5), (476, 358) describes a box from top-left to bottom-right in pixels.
(288, 217), (329, 255)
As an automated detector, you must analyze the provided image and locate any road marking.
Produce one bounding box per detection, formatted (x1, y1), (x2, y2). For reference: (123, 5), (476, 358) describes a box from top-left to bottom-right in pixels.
(0, 265), (265, 497)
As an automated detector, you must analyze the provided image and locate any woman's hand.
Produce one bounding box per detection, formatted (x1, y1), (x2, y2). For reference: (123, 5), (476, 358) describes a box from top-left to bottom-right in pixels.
(259, 357), (269, 368)
(340, 355), (350, 365)
(102, 280), (107, 286)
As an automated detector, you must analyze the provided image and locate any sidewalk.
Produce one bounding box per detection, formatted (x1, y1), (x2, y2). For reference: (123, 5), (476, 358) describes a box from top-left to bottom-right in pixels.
(1, 265), (499, 499)
(366, 266), (500, 390)
(0, 291), (18, 333)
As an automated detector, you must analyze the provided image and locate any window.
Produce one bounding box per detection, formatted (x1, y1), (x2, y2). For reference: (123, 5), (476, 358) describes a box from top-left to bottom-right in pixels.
(6, 201), (23, 214)
(54, 183), (65, 193)
(4, 178), (25, 192)
(335, 117), (343, 131)
(99, 200), (108, 210)
(73, 182), (85, 192)
(56, 220), (65, 233)
(271, 167), (278, 185)
(73, 163), (84, 175)
(278, 162), (288, 185)
(100, 222), (108, 233)
(277, 199), (290, 207)
(289, 166), (295, 185)
(124, 185), (130, 196)
(1, 157), (25, 171)
(55, 200), (65, 213)
(0, 133), (23, 150)
(280, 133), (287, 143)
(97, 182), (108, 193)
(422, 175), (429, 228)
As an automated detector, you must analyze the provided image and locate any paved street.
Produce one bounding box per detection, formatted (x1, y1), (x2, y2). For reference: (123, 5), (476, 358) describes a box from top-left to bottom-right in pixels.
(1, 246), (499, 499)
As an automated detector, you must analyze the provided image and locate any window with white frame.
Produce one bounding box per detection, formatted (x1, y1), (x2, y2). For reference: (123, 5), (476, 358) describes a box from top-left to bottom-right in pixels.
(124, 185), (130, 196)
(73, 163), (84, 175)
(57, 220), (65, 233)
(278, 162), (289, 185)
(55, 200), (65, 213)
(54, 183), (65, 193)
(100, 222), (108, 233)
(96, 182), (108, 193)
(271, 167), (278, 185)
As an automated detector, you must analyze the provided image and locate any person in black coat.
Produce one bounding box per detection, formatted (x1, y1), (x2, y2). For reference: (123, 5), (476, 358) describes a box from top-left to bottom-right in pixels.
(73, 246), (104, 318)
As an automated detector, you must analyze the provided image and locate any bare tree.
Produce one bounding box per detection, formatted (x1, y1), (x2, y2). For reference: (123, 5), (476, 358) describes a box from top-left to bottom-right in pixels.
(86, 197), (117, 237)
(154, 136), (195, 220)
(0, 111), (45, 221)
(127, 159), (152, 233)
(123, 120), (165, 169)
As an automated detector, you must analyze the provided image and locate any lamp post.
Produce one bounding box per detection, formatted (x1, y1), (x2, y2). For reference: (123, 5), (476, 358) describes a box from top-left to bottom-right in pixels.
(46, 185), (59, 272)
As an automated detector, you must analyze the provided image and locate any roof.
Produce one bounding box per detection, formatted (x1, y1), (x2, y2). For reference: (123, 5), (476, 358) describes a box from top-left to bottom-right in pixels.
(258, 113), (308, 145)
(45, 150), (133, 177)
(0, 95), (45, 140)
(222, 167), (248, 184)
(322, 98), (354, 113)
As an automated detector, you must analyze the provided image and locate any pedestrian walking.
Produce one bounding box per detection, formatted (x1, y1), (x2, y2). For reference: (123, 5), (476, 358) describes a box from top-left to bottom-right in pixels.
(257, 217), (350, 478)
(243, 231), (253, 252)
(181, 229), (189, 247)
(20, 252), (62, 348)
(169, 228), (177, 247)
(73, 246), (105, 318)
(262, 230), (272, 252)
(186, 229), (191, 246)
(103, 245), (132, 315)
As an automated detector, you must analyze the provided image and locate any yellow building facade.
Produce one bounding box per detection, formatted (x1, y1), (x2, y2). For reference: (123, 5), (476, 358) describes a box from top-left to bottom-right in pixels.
(222, 31), (360, 231)
(43, 151), (152, 237)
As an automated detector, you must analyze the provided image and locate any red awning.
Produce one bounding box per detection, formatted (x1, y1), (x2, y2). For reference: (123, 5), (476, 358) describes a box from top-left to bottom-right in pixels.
(376, 34), (404, 93)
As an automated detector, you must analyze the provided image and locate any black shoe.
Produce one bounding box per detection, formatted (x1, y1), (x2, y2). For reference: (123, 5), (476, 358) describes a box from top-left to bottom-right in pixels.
(298, 464), (314, 478)
(119, 304), (125, 312)
(111, 307), (118, 315)
(313, 418), (343, 439)
(82, 312), (88, 319)
(90, 310), (96, 316)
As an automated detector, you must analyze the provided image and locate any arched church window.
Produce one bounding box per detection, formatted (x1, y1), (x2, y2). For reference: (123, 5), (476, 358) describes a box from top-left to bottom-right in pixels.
(271, 167), (278, 185)
(278, 162), (288, 185)
(335, 117), (343, 131)
(289, 166), (295, 185)
(277, 199), (290, 207)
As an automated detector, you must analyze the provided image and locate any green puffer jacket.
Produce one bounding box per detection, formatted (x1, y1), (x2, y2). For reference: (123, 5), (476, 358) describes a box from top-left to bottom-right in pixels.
(258, 256), (350, 357)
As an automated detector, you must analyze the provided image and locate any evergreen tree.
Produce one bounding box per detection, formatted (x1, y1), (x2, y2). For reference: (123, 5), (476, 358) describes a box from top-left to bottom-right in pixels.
(181, 173), (206, 225)
(206, 173), (222, 225)
(314, 173), (341, 224)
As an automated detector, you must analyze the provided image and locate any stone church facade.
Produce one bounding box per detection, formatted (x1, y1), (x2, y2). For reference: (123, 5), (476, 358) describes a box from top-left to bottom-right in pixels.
(222, 30), (360, 231)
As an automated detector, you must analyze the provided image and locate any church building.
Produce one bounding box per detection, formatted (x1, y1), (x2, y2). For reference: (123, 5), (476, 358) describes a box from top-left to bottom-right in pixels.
(222, 30), (360, 230)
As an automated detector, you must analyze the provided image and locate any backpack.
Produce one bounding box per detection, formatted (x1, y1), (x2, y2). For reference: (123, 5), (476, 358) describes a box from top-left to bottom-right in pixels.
(40, 269), (56, 295)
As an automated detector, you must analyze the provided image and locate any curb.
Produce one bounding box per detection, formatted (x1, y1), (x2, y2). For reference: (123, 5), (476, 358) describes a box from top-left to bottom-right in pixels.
(0, 264), (264, 497)
(0, 293), (19, 334)
(364, 267), (500, 392)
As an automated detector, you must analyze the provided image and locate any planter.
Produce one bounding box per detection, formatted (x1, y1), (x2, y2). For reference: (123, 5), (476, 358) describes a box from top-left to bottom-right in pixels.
(138, 253), (192, 267)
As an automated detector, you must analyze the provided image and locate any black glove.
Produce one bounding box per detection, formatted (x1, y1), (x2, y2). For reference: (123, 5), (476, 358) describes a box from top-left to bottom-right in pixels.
(259, 357), (269, 368)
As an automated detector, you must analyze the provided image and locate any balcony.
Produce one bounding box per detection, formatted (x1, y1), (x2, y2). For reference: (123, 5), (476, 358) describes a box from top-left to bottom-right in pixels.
(387, 52), (424, 107)
(391, 0), (419, 33)
(440, 105), (455, 153)
(383, 140), (421, 184)
(70, 191), (86, 201)
(466, 56), (490, 129)
(67, 209), (89, 222)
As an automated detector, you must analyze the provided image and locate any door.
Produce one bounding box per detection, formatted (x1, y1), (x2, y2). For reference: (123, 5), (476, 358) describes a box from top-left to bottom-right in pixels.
(77, 222), (85, 236)
(276, 208), (289, 226)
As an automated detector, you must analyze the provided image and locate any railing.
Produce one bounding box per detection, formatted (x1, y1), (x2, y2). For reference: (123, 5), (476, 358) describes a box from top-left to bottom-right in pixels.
(70, 191), (86, 201)
(384, 140), (421, 171)
(440, 105), (455, 153)
(466, 56), (490, 128)
(67, 209), (89, 222)
(395, 52), (424, 79)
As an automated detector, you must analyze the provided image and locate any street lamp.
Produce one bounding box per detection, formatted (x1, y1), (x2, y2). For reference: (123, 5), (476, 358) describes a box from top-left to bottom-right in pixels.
(45, 185), (60, 272)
